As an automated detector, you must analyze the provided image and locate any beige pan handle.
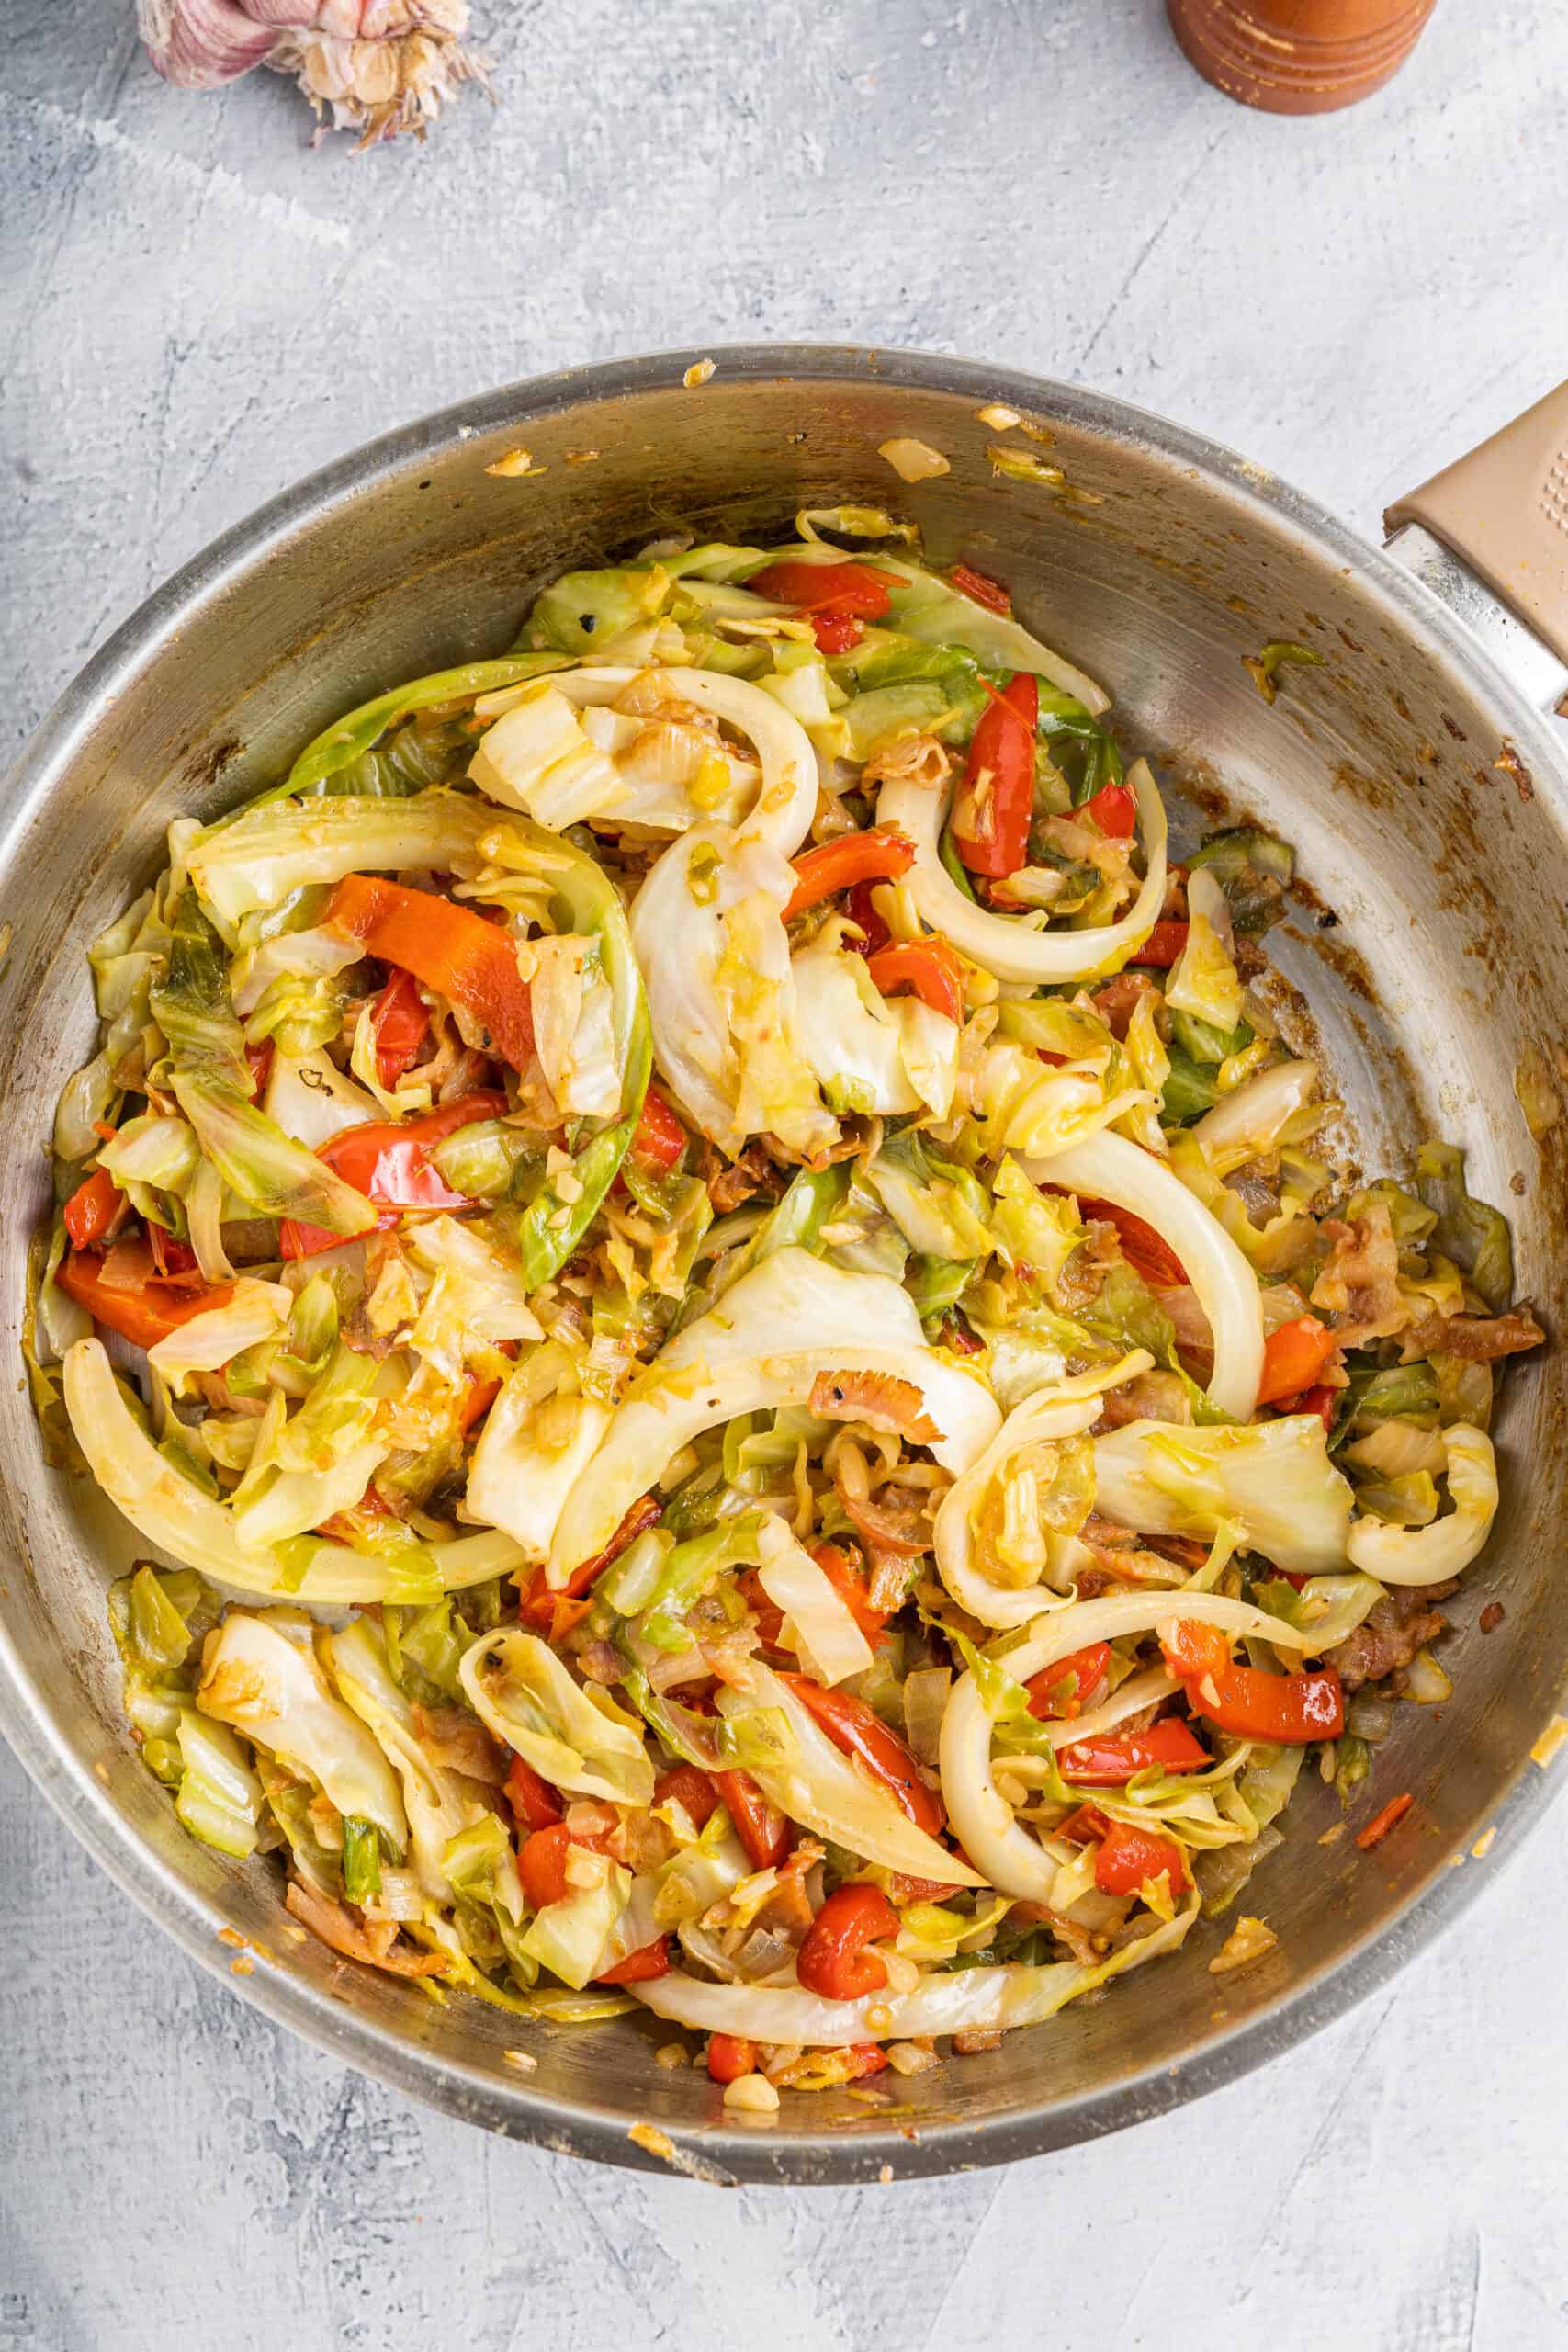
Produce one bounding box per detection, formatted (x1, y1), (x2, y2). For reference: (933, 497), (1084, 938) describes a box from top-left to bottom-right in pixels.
(1385, 377), (1568, 676)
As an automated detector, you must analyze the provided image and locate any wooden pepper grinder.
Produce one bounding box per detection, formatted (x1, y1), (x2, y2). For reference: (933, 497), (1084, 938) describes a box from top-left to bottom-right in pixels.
(1167, 0), (1437, 113)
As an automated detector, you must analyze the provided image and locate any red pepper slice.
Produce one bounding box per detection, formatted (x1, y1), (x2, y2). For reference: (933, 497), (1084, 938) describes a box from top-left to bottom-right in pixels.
(784, 829), (916, 922)
(1185, 1661), (1345, 1744)
(62, 1168), (124, 1250)
(517, 1494), (661, 1637)
(811, 609), (863, 655)
(1131, 919), (1189, 968)
(807, 1541), (892, 1647)
(629, 1086), (687, 1171)
(1093, 1819), (1189, 1898)
(504, 1752), (564, 1833)
(795, 1883), (901, 2001)
(713, 1769), (791, 1871)
(368, 967), (430, 1091)
(1158, 1619), (1232, 1682)
(517, 1821), (612, 1912)
(778, 1671), (943, 1835)
(951, 561), (1011, 616)
(951, 673), (1038, 879)
(1258, 1315), (1339, 1406)
(746, 560), (899, 618)
(147, 1227), (202, 1282)
(844, 877), (891, 957)
(653, 1764), (720, 1833)
(1025, 1642), (1112, 1722)
(864, 936), (965, 1025)
(1085, 781), (1136, 839)
(56, 1240), (235, 1351)
(324, 874), (533, 1069)
(1057, 1718), (1210, 1783)
(1073, 1194), (1188, 1288)
(1288, 1382), (1337, 1435)
(706, 2032), (759, 2083)
(597, 1938), (671, 1985)
(279, 1090), (507, 1260)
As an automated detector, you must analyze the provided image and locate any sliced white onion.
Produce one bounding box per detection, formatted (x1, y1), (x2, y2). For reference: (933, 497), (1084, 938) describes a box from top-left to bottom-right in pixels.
(1192, 1058), (1318, 1172)
(633, 1902), (1194, 2046)
(933, 1353), (1152, 1630)
(1347, 1423), (1497, 1586)
(1043, 1665), (1179, 1751)
(553, 667), (818, 858)
(1024, 1129), (1264, 1420)
(876, 756), (1167, 986)
(938, 1591), (1304, 1899)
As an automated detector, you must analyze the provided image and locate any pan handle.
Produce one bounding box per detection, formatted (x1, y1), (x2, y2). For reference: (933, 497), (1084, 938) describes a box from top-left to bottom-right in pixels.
(1384, 377), (1568, 713)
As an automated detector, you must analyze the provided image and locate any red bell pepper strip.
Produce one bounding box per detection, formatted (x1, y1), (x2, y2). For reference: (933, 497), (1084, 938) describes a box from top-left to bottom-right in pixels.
(56, 1241), (236, 1351)
(811, 609), (863, 655)
(795, 1883), (901, 2001)
(845, 877), (891, 957)
(597, 1938), (671, 1985)
(62, 1168), (125, 1250)
(1291, 1383), (1337, 1435)
(1356, 1792), (1414, 1851)
(778, 1671), (943, 1835)
(807, 1541), (891, 1647)
(518, 1822), (614, 1912)
(951, 673), (1038, 879)
(517, 1493), (661, 1636)
(1257, 1315), (1339, 1406)
(1025, 1642), (1112, 1722)
(629, 1086), (687, 1170)
(1057, 1718), (1210, 1783)
(653, 1764), (720, 1833)
(1073, 1194), (1188, 1287)
(1131, 920), (1189, 968)
(1092, 1819), (1189, 1898)
(324, 874), (534, 1069)
(1085, 781), (1136, 839)
(1158, 1619), (1232, 1682)
(950, 561), (1011, 616)
(713, 1770), (790, 1871)
(505, 1752), (564, 1833)
(865, 936), (965, 1025)
(279, 1090), (507, 1260)
(368, 967), (429, 1091)
(1184, 1660), (1345, 1744)
(746, 560), (899, 618)
(705, 2032), (759, 2084)
(147, 1227), (202, 1282)
(784, 828), (916, 922)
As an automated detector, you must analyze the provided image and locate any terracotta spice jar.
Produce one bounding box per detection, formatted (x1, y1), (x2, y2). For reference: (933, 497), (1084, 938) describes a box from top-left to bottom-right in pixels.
(1167, 0), (1438, 114)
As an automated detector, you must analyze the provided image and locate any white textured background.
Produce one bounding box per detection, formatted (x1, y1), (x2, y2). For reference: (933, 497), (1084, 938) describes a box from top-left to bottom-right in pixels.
(4, 3), (1568, 2345)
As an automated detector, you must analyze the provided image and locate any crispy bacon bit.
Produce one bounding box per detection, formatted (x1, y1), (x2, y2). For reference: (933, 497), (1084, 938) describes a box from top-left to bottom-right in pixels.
(953, 2029), (1004, 2055)
(1092, 1368), (1193, 1430)
(1310, 1204), (1409, 1346)
(284, 1881), (447, 1979)
(838, 1487), (929, 1557)
(412, 1703), (505, 1782)
(1480, 1601), (1506, 1634)
(705, 1137), (783, 1215)
(1402, 1306), (1544, 1363)
(1325, 1584), (1456, 1692)
(808, 1370), (941, 1444)
(1092, 968), (1167, 1042)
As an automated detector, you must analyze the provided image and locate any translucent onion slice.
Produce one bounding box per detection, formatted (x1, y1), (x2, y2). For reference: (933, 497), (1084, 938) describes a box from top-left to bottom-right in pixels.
(1024, 1129), (1265, 1420)
(554, 667), (818, 859)
(933, 1352), (1153, 1629)
(633, 1901), (1195, 2046)
(1347, 1423), (1496, 1586)
(876, 756), (1167, 986)
(938, 1592), (1305, 1900)
(62, 1337), (525, 1603)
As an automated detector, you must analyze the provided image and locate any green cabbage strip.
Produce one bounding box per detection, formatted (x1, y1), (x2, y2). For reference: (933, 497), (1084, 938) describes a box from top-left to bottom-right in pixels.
(242, 656), (572, 815)
(151, 894), (378, 1238)
(505, 818), (653, 1288)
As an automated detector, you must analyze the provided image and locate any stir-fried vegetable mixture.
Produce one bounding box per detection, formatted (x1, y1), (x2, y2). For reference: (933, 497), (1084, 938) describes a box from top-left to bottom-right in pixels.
(33, 511), (1542, 2101)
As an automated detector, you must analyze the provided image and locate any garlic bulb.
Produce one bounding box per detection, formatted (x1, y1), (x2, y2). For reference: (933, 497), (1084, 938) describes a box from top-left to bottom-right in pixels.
(137, 1), (486, 146)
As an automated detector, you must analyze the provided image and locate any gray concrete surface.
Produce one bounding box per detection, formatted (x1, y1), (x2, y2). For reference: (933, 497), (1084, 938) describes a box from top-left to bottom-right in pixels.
(3, 2), (1568, 2346)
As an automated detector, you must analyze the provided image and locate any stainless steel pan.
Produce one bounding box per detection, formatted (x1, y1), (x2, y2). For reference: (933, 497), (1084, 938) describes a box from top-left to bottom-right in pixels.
(3, 346), (1566, 2185)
